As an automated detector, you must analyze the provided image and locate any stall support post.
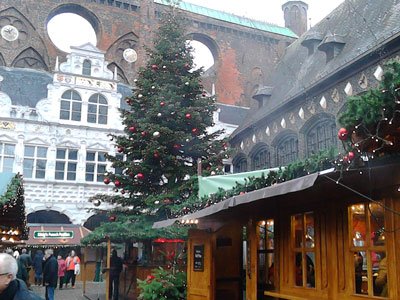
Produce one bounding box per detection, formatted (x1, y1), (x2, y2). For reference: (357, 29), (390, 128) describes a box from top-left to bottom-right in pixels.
(82, 247), (87, 295)
(105, 238), (111, 300)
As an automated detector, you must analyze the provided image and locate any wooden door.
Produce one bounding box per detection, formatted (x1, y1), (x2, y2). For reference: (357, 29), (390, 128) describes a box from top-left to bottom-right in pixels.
(187, 229), (215, 300)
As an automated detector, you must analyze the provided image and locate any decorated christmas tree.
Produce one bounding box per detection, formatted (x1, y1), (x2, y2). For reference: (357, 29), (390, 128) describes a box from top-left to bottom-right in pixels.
(88, 3), (227, 240)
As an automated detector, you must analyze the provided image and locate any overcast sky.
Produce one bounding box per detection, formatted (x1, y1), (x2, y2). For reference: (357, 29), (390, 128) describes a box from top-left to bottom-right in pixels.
(184, 0), (345, 27)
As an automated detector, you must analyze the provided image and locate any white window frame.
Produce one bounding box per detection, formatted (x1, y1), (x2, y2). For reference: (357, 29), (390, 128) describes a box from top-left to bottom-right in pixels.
(55, 148), (78, 181)
(23, 145), (48, 179)
(86, 151), (107, 182)
(88, 93), (108, 125)
(0, 143), (15, 172)
(60, 90), (82, 121)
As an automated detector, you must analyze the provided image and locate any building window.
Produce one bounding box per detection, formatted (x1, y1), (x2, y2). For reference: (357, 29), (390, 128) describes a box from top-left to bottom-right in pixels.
(306, 119), (337, 156)
(233, 155), (247, 173)
(276, 136), (298, 166)
(23, 146), (47, 179)
(114, 153), (124, 175)
(86, 151), (107, 182)
(88, 94), (108, 124)
(292, 212), (315, 288)
(55, 148), (78, 181)
(349, 202), (387, 297)
(258, 219), (275, 294)
(60, 90), (82, 121)
(82, 59), (91, 76)
(251, 145), (270, 170)
(0, 143), (15, 172)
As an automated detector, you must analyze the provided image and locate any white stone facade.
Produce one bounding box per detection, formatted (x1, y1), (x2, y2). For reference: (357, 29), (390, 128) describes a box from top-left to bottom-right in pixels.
(0, 43), (122, 225)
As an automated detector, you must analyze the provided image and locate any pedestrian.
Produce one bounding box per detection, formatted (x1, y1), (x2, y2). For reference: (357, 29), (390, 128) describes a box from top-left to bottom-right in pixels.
(109, 249), (123, 300)
(43, 249), (58, 300)
(65, 250), (80, 289)
(19, 248), (33, 287)
(0, 253), (44, 300)
(57, 255), (66, 289)
(32, 250), (44, 286)
(13, 250), (28, 284)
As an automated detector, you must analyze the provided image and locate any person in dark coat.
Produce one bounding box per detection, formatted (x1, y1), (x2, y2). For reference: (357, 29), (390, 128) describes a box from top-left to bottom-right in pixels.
(0, 253), (44, 300)
(109, 249), (123, 300)
(43, 249), (58, 300)
(32, 250), (44, 286)
(19, 248), (32, 287)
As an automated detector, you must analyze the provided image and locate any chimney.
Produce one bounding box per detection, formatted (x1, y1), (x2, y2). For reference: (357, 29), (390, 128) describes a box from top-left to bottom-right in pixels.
(253, 86), (273, 108)
(282, 1), (309, 37)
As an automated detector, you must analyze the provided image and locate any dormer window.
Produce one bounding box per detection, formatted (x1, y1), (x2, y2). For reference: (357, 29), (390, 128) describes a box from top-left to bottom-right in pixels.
(60, 90), (82, 121)
(301, 32), (323, 56)
(88, 93), (108, 124)
(318, 32), (346, 63)
(82, 59), (91, 76)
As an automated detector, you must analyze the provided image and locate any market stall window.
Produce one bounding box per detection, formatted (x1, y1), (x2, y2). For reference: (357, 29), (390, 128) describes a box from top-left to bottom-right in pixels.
(349, 202), (387, 297)
(257, 219), (275, 295)
(292, 212), (315, 288)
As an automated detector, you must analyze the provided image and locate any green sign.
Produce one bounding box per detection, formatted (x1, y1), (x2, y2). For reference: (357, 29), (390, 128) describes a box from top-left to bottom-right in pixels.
(33, 231), (74, 239)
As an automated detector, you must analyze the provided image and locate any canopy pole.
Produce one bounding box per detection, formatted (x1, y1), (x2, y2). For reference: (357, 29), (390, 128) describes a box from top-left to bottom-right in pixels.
(105, 237), (111, 300)
(197, 158), (202, 176)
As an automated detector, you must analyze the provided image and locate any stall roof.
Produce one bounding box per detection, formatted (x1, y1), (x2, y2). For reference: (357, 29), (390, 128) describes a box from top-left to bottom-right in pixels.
(23, 224), (91, 247)
(153, 160), (400, 230)
(154, 172), (319, 228)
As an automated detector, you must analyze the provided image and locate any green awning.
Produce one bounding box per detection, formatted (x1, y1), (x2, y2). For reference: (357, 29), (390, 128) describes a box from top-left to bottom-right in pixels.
(199, 168), (279, 198)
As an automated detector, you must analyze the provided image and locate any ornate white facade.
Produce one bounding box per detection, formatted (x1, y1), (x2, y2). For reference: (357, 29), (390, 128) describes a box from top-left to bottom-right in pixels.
(0, 43), (122, 225)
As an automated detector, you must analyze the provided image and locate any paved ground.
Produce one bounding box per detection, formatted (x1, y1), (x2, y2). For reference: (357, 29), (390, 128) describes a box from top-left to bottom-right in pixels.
(31, 281), (106, 300)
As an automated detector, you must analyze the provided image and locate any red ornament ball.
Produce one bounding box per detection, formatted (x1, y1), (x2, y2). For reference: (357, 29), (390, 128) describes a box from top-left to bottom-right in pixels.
(109, 215), (117, 222)
(103, 177), (111, 185)
(191, 128), (199, 135)
(185, 113), (192, 119)
(117, 146), (124, 153)
(136, 173), (145, 180)
(348, 151), (355, 161)
(114, 180), (121, 187)
(160, 101), (166, 107)
(129, 126), (136, 133)
(163, 198), (172, 204)
(173, 144), (181, 150)
(184, 63), (190, 69)
(141, 131), (147, 137)
(153, 151), (160, 159)
(151, 64), (158, 70)
(338, 128), (349, 141)
(166, 264), (172, 270)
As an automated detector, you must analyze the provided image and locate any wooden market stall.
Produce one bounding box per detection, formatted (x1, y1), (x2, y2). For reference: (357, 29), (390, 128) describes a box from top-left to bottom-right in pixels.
(154, 159), (400, 300)
(0, 173), (28, 249)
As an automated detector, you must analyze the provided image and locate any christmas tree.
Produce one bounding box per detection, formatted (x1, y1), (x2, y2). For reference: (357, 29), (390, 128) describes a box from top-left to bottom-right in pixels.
(90, 3), (227, 238)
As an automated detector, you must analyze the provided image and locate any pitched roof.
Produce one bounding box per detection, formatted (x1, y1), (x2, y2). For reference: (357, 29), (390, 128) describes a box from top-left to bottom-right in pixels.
(154, 0), (297, 38)
(232, 0), (400, 138)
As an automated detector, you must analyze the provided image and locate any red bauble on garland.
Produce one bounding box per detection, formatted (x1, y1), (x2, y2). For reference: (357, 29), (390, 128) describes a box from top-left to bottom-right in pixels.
(103, 177), (111, 185)
(173, 144), (181, 150)
(129, 126), (137, 133)
(191, 128), (199, 135)
(160, 101), (166, 107)
(114, 180), (121, 187)
(348, 151), (355, 161)
(153, 151), (160, 159)
(109, 215), (117, 222)
(141, 131), (147, 137)
(338, 128), (349, 141)
(136, 173), (145, 180)
(117, 146), (124, 153)
(151, 64), (158, 71)
(185, 113), (192, 119)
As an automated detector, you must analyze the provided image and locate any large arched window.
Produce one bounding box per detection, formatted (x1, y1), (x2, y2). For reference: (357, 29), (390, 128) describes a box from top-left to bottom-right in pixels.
(88, 93), (108, 124)
(233, 153), (248, 173)
(275, 134), (298, 166)
(250, 143), (271, 171)
(301, 114), (338, 157)
(82, 59), (92, 76)
(305, 118), (337, 156)
(60, 90), (82, 121)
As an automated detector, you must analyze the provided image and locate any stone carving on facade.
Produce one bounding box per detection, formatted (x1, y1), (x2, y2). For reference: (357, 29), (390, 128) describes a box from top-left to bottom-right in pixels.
(331, 88), (340, 103)
(307, 102), (316, 115)
(289, 112), (296, 124)
(358, 73), (368, 89)
(0, 8), (29, 49)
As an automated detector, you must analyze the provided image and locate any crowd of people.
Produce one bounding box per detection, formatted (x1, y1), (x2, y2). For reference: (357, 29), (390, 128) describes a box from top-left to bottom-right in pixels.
(0, 248), (81, 300)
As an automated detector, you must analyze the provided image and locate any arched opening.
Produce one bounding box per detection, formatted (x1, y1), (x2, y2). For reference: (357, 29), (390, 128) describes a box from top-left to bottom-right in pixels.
(83, 213), (109, 231)
(27, 210), (71, 224)
(47, 5), (98, 53)
(186, 33), (218, 72)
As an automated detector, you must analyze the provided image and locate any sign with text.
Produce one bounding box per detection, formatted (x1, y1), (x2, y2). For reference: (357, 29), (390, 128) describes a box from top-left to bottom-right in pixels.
(33, 231), (74, 239)
(193, 245), (204, 272)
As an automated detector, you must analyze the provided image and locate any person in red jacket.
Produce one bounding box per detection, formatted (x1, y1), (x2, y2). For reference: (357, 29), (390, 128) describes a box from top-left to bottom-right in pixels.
(64, 250), (80, 289)
(57, 255), (66, 289)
